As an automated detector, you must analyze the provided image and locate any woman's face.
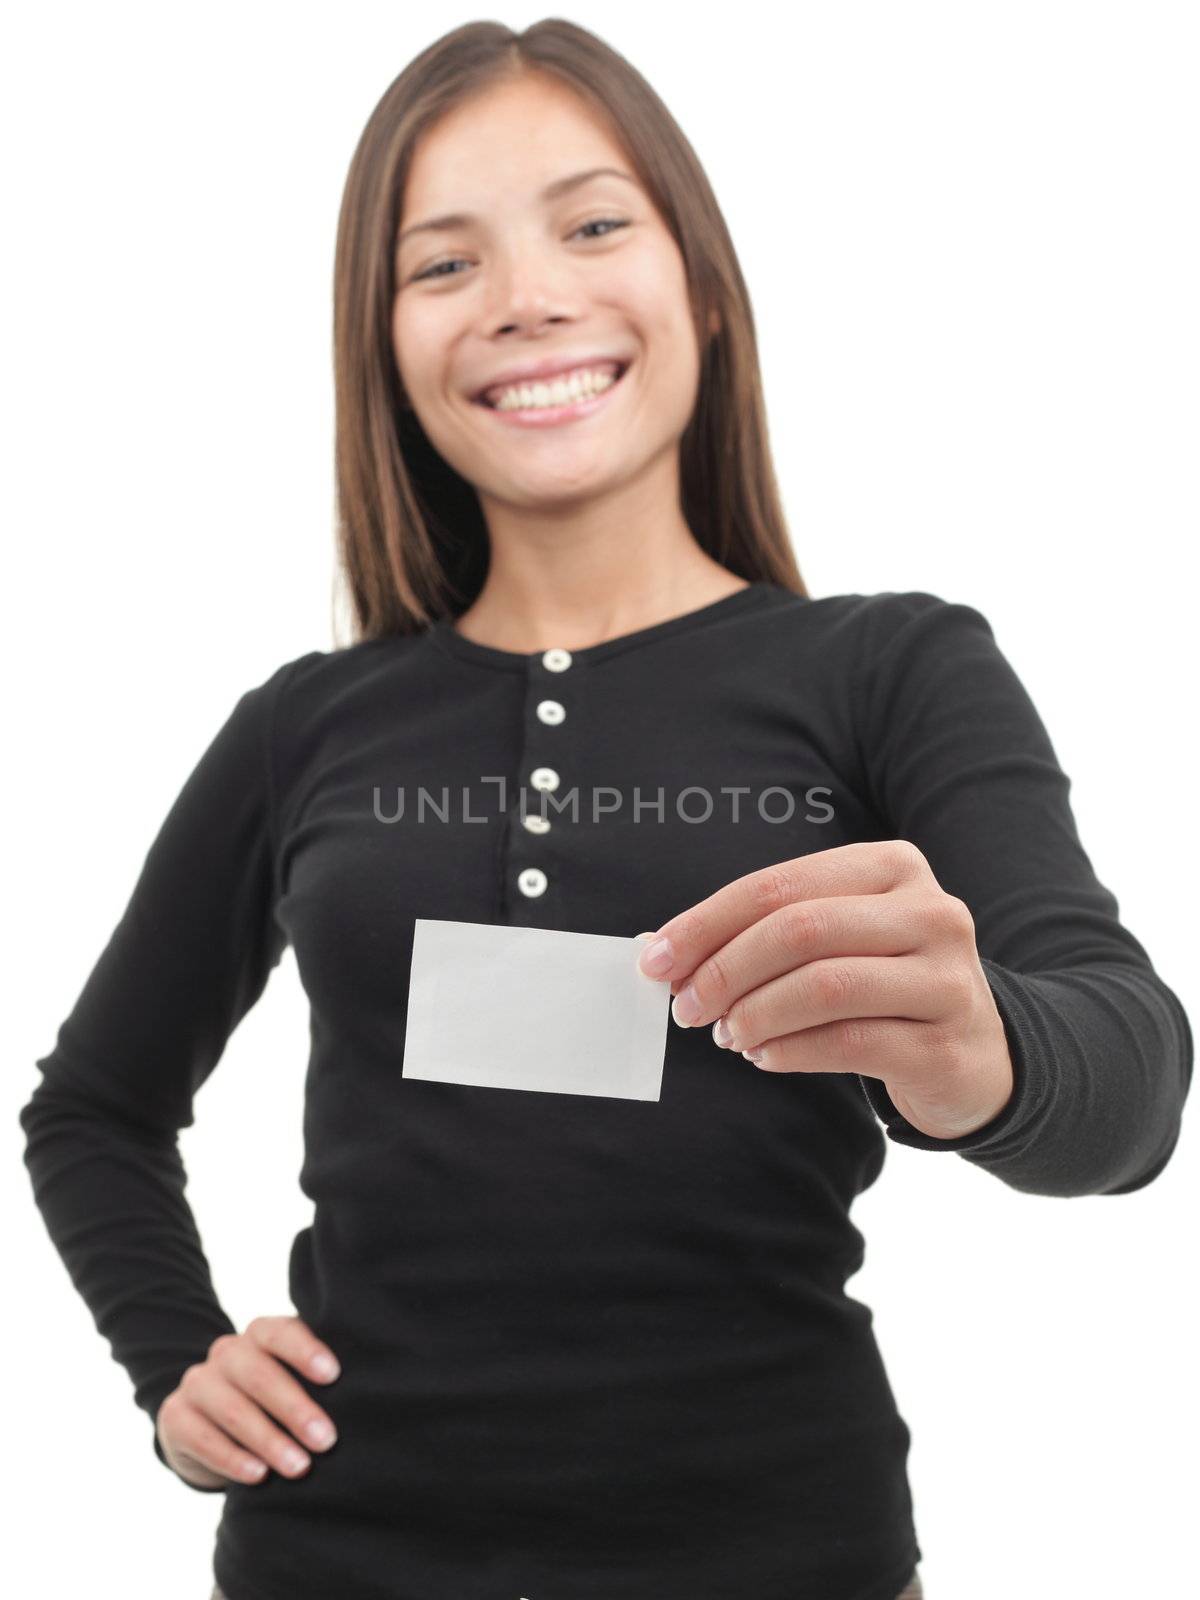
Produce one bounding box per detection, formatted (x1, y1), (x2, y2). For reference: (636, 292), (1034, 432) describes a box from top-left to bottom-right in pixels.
(391, 71), (706, 516)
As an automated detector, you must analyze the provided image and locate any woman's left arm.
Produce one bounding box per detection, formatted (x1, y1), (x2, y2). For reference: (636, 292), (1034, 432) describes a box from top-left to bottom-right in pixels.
(638, 591), (1193, 1198)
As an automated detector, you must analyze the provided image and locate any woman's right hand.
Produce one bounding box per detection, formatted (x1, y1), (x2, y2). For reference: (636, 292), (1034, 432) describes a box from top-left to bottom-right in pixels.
(155, 1315), (341, 1489)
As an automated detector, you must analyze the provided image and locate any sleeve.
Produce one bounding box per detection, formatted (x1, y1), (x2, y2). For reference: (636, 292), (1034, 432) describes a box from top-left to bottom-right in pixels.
(18, 658), (301, 1490)
(850, 591), (1193, 1198)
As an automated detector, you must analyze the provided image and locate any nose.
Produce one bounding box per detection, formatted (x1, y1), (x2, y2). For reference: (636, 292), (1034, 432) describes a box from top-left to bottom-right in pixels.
(494, 309), (570, 336)
(485, 245), (579, 337)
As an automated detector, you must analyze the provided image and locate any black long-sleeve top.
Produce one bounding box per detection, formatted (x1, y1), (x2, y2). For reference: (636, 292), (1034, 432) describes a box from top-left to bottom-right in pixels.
(19, 582), (1192, 1600)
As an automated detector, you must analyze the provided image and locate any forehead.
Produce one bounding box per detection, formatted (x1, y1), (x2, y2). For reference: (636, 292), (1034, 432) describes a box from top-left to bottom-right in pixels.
(401, 73), (630, 218)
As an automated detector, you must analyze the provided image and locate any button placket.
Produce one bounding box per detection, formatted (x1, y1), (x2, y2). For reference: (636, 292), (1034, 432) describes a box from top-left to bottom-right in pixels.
(514, 648), (573, 903)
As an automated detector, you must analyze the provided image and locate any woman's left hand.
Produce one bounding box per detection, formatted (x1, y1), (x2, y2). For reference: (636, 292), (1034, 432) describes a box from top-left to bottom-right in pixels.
(636, 839), (1015, 1140)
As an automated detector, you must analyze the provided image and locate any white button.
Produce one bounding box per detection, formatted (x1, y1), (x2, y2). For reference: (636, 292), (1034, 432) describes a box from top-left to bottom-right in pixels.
(537, 699), (565, 725)
(522, 813), (551, 835)
(542, 647), (572, 672)
(530, 766), (559, 791)
(518, 867), (548, 897)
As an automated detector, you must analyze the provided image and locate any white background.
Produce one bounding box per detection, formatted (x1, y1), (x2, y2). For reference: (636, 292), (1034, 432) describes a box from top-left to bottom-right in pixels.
(6, 4), (1197, 1596)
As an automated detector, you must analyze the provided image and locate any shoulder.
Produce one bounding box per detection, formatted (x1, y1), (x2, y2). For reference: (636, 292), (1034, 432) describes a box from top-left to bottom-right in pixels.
(238, 632), (433, 765)
(831, 587), (993, 631)
(830, 588), (998, 667)
(757, 586), (997, 664)
(250, 630), (429, 711)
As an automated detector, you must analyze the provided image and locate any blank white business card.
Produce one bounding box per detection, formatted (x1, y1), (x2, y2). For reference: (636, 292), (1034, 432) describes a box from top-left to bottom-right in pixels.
(403, 918), (671, 1101)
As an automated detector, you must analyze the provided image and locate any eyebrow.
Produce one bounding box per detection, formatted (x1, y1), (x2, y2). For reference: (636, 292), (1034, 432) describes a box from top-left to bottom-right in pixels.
(395, 166), (639, 253)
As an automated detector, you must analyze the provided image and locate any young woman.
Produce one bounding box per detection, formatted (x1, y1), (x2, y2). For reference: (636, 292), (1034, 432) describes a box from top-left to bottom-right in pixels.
(20, 19), (1191, 1600)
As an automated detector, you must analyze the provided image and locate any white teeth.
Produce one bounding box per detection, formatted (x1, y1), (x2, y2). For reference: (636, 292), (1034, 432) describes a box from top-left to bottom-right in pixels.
(487, 364), (622, 412)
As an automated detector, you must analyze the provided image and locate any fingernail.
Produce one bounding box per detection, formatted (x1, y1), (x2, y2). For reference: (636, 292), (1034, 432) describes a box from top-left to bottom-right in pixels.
(743, 1047), (766, 1066)
(283, 1446), (310, 1473)
(638, 936), (674, 977)
(712, 1015), (733, 1048)
(311, 1353), (339, 1380)
(672, 983), (702, 1027)
(305, 1417), (337, 1448)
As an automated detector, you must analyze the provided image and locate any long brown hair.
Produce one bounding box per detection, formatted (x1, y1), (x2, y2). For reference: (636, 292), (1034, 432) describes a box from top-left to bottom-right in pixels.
(332, 17), (808, 645)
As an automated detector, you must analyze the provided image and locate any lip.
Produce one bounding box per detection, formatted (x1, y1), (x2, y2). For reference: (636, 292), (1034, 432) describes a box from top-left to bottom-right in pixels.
(471, 360), (631, 429)
(469, 354), (630, 406)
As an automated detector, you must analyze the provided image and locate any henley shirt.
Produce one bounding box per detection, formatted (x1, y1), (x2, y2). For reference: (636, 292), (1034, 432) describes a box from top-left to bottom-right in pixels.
(20, 580), (1193, 1600)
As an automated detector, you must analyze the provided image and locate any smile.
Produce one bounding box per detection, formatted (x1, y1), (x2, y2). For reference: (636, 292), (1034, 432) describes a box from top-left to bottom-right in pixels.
(470, 361), (631, 428)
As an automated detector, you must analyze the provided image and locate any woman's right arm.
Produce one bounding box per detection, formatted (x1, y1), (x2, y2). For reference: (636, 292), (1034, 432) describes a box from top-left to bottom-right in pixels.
(18, 653), (338, 1490)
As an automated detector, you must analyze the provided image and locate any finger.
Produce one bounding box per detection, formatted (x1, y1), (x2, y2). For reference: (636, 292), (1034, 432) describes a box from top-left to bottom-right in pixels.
(164, 1392), (271, 1485)
(715, 952), (946, 1060)
(742, 1013), (941, 1079)
(189, 1362), (330, 1478)
(637, 840), (931, 989)
(663, 889), (927, 1031)
(212, 1332), (339, 1469)
(247, 1314), (342, 1385)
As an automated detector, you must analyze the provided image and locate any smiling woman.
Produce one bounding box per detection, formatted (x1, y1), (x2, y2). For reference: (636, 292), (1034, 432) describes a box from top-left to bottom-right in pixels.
(330, 22), (805, 639)
(18, 14), (1190, 1600)
(381, 69), (750, 626)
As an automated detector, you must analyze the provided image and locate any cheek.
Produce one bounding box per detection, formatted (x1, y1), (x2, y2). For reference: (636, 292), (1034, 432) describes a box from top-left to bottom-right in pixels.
(390, 300), (452, 402)
(391, 300), (421, 385)
(619, 256), (701, 397)
(390, 303), (411, 393)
